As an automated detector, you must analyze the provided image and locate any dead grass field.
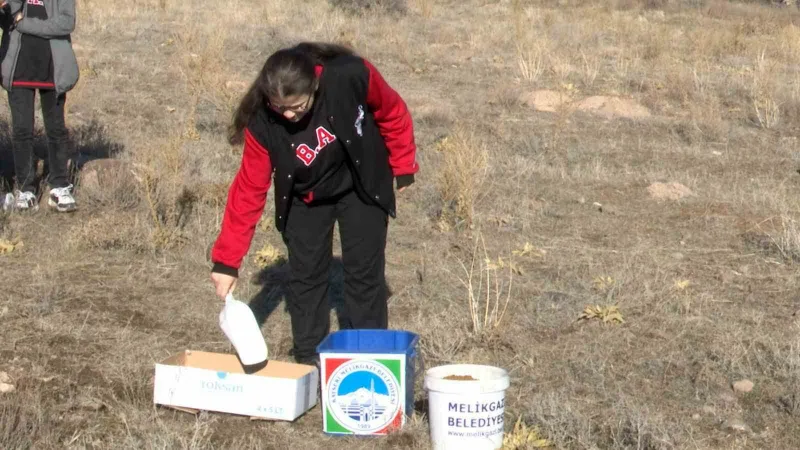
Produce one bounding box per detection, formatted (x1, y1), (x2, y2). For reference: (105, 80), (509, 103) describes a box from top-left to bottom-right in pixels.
(3, 0), (800, 448)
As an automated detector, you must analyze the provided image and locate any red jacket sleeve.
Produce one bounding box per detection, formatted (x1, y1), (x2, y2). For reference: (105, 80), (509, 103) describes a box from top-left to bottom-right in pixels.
(364, 59), (419, 177)
(210, 128), (272, 274)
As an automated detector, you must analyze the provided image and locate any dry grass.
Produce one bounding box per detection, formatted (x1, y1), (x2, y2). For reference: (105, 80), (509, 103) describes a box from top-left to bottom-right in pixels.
(3, 0), (800, 448)
(455, 233), (513, 335)
(434, 127), (489, 229)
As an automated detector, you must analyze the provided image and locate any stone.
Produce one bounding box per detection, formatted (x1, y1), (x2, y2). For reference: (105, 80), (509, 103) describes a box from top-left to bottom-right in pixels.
(733, 379), (754, 394)
(79, 159), (136, 192)
(518, 90), (572, 113)
(722, 418), (752, 434)
(647, 182), (694, 201)
(0, 382), (15, 394)
(77, 159), (141, 208)
(0, 372), (10, 384)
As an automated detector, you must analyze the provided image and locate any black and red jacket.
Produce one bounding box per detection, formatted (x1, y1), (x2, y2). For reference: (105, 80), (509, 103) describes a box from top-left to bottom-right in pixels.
(211, 55), (418, 276)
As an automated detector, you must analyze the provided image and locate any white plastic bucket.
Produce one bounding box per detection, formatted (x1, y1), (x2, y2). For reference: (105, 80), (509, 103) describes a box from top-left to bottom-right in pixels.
(424, 364), (510, 450)
(219, 293), (268, 366)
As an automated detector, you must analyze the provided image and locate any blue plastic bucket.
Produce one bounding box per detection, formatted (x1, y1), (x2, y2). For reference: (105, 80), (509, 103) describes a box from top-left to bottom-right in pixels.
(317, 329), (420, 435)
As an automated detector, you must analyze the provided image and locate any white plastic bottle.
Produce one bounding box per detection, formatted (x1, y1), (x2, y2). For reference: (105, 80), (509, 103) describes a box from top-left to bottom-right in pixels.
(219, 293), (268, 366)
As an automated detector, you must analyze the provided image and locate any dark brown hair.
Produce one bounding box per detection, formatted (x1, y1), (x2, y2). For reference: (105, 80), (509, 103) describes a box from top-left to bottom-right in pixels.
(228, 42), (356, 145)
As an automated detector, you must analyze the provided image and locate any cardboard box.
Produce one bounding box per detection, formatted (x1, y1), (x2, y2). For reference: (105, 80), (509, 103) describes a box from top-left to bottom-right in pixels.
(153, 350), (318, 421)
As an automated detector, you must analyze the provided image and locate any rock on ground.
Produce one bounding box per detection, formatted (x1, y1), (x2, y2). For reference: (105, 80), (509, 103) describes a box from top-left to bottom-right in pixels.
(518, 90), (572, 112)
(722, 418), (752, 434)
(647, 182), (694, 201)
(79, 159), (137, 190)
(733, 379), (754, 393)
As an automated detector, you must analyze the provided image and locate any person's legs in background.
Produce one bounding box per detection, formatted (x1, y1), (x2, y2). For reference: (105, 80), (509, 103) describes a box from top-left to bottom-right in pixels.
(40, 89), (76, 212)
(9, 88), (39, 211)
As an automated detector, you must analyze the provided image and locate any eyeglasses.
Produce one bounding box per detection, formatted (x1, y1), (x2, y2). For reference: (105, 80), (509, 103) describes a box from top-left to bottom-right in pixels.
(268, 92), (313, 114)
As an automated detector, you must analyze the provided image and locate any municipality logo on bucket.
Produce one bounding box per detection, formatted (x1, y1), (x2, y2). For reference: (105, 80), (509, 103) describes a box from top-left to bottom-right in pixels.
(327, 360), (401, 433)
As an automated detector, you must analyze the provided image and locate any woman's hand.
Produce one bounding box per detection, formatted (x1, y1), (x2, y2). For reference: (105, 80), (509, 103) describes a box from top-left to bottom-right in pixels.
(396, 175), (414, 193)
(13, 11), (22, 24)
(211, 272), (238, 301)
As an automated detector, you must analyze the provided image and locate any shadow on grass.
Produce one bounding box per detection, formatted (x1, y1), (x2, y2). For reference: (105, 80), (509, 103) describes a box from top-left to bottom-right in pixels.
(247, 255), (393, 332)
(248, 256), (351, 330)
(0, 118), (124, 193)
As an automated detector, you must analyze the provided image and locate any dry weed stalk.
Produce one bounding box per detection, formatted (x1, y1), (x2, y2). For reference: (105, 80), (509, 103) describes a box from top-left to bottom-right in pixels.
(254, 243), (285, 268)
(751, 49), (781, 129)
(546, 84), (578, 155)
(517, 42), (544, 83)
(753, 96), (780, 129)
(511, 0), (525, 42)
(435, 128), (489, 228)
(504, 416), (552, 449)
(785, 328), (800, 414)
(457, 232), (513, 335)
(0, 238), (22, 255)
(749, 214), (800, 262)
(174, 23), (233, 116)
(415, 0), (432, 19)
(131, 137), (195, 250)
(579, 50), (599, 88)
(776, 215), (800, 261)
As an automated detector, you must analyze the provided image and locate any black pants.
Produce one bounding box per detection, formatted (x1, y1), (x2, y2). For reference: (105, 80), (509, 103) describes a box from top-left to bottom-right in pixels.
(282, 190), (389, 362)
(9, 88), (70, 193)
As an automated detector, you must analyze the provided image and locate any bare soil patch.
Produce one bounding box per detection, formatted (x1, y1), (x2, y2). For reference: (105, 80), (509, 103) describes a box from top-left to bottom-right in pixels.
(576, 95), (651, 119)
(519, 90), (651, 120)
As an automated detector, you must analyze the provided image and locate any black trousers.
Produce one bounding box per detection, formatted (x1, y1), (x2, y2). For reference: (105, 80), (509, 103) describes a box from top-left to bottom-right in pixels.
(282, 190), (389, 362)
(8, 88), (70, 193)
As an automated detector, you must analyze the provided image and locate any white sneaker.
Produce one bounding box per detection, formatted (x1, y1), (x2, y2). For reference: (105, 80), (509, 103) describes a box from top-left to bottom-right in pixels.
(2, 193), (13, 211)
(14, 190), (38, 212)
(48, 184), (77, 213)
